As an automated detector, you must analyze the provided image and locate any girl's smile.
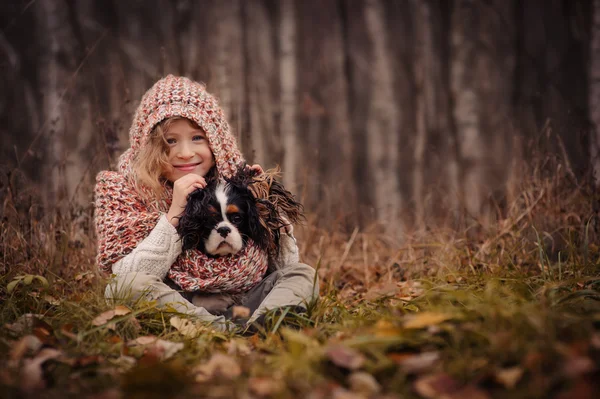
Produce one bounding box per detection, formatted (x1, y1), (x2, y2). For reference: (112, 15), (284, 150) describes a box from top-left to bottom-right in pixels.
(163, 119), (215, 181)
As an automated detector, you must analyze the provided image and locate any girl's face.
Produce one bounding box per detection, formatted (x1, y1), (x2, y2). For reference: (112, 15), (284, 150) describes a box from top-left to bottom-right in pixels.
(162, 119), (215, 182)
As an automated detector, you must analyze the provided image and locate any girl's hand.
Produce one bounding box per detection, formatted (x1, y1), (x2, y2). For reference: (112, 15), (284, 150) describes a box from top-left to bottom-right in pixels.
(167, 174), (207, 227)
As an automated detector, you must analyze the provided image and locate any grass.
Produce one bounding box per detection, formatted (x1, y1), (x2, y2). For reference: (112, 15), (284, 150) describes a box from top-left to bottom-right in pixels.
(1, 152), (599, 399)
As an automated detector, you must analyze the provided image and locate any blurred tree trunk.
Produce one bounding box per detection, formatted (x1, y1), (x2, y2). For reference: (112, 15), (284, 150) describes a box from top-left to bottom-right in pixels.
(242, 0), (281, 167)
(34, 0), (79, 209)
(411, 0), (458, 228)
(363, 0), (402, 231)
(280, 0), (298, 193)
(450, 0), (515, 222)
(592, 0), (600, 185)
(297, 0), (354, 219)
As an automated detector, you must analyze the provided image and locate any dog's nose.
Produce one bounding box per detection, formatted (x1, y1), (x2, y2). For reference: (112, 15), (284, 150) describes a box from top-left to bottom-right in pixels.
(217, 226), (231, 238)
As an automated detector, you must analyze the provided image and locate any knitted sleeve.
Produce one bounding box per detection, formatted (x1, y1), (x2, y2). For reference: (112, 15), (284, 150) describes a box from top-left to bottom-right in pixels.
(111, 214), (182, 278)
(269, 232), (300, 271)
(94, 171), (181, 276)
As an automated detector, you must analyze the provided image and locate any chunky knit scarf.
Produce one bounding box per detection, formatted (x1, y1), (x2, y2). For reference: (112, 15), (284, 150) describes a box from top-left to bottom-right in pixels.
(94, 75), (268, 293)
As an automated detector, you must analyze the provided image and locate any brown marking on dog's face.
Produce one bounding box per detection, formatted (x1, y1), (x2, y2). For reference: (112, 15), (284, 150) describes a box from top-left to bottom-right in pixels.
(208, 205), (218, 215)
(226, 204), (240, 214)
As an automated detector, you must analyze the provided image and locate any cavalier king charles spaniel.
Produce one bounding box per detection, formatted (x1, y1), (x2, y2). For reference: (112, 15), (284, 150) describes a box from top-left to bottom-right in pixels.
(177, 164), (303, 258)
(175, 165), (304, 315)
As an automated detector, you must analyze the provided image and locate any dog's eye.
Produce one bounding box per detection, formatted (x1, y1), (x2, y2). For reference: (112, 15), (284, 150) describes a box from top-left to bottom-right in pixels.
(229, 214), (242, 224)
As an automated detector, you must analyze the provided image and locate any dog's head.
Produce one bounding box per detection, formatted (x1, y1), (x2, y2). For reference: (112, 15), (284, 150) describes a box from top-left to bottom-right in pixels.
(176, 165), (303, 257)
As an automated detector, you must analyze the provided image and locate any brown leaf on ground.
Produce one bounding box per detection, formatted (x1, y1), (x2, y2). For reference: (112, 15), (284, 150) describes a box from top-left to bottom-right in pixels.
(170, 316), (206, 338)
(325, 345), (366, 370)
(331, 387), (365, 399)
(20, 348), (62, 393)
(9, 335), (42, 364)
(590, 333), (600, 349)
(404, 312), (453, 329)
(442, 385), (491, 399)
(127, 336), (184, 361)
(4, 314), (46, 334)
(194, 353), (241, 382)
(91, 306), (131, 327)
(363, 282), (399, 301)
(413, 373), (460, 399)
(494, 366), (525, 389)
(60, 323), (78, 340)
(371, 320), (402, 337)
(348, 371), (381, 395)
(248, 377), (284, 397)
(562, 356), (595, 378)
(392, 351), (440, 374)
(495, 367), (524, 389)
(226, 339), (252, 357)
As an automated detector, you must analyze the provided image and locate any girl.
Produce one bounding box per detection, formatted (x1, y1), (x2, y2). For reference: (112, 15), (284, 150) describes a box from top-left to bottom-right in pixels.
(94, 75), (318, 331)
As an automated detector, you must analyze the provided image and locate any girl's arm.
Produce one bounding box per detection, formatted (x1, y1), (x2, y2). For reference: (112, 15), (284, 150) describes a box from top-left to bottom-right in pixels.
(270, 219), (300, 270)
(110, 214), (182, 279)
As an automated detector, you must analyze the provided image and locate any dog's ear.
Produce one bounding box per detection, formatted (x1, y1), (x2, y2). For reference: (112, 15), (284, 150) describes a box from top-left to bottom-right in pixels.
(177, 188), (211, 251)
(246, 196), (279, 254)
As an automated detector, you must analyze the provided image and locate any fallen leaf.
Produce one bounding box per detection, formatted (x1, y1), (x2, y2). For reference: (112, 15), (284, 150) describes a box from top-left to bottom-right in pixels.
(60, 324), (78, 340)
(227, 339), (252, 357)
(232, 306), (251, 319)
(325, 345), (365, 370)
(33, 325), (55, 345)
(127, 336), (184, 361)
(413, 373), (460, 399)
(43, 295), (61, 306)
(404, 312), (453, 329)
(562, 356), (595, 378)
(91, 306), (131, 327)
(4, 314), (45, 334)
(170, 316), (205, 338)
(331, 387), (364, 399)
(590, 333), (600, 349)
(442, 385), (491, 399)
(495, 367), (523, 389)
(371, 320), (402, 337)
(128, 336), (158, 346)
(394, 351), (440, 374)
(194, 353), (241, 382)
(348, 371), (381, 395)
(363, 282), (399, 301)
(248, 377), (283, 397)
(9, 335), (42, 364)
(20, 348), (62, 393)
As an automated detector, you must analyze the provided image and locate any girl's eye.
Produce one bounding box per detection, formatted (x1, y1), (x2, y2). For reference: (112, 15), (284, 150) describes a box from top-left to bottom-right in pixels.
(192, 135), (205, 142)
(166, 138), (176, 145)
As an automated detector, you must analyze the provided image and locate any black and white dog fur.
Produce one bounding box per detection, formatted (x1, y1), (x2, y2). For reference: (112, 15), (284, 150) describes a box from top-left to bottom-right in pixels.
(176, 165), (303, 315)
(177, 167), (275, 257)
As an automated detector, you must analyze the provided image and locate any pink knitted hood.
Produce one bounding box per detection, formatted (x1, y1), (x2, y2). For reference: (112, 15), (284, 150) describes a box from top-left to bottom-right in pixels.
(118, 74), (243, 179)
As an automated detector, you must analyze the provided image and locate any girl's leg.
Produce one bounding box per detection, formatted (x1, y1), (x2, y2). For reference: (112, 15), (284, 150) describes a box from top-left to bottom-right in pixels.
(105, 272), (230, 330)
(244, 263), (319, 323)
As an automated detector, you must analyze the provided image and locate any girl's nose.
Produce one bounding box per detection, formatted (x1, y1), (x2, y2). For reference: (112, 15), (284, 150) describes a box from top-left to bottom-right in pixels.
(177, 144), (193, 158)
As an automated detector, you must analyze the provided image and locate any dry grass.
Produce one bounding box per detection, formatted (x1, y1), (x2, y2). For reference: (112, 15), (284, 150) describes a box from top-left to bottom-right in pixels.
(1, 146), (599, 398)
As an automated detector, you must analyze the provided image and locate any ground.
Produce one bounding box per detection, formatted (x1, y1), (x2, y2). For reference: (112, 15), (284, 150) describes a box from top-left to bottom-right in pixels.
(1, 155), (599, 398)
